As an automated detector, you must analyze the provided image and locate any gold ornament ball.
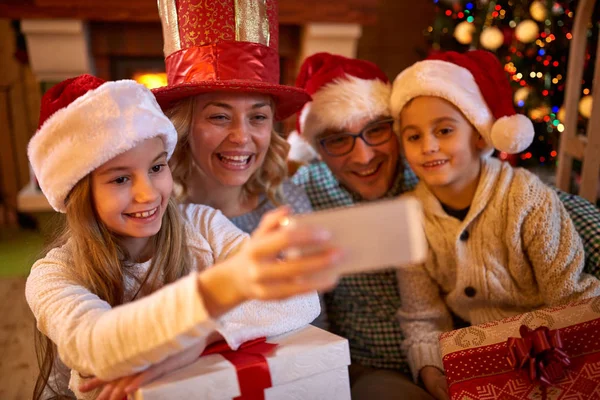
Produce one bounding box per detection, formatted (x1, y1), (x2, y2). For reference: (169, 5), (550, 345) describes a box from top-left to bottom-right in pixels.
(579, 95), (594, 118)
(513, 87), (531, 105)
(529, 105), (550, 121)
(515, 20), (540, 43)
(530, 1), (548, 22)
(480, 27), (504, 50)
(557, 106), (566, 122)
(454, 21), (475, 45)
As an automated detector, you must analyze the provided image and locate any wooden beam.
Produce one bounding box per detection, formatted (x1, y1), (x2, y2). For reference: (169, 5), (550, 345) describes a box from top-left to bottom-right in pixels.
(0, 2), (160, 22)
(280, 3), (378, 25)
(90, 22), (164, 57)
(0, 0), (379, 24)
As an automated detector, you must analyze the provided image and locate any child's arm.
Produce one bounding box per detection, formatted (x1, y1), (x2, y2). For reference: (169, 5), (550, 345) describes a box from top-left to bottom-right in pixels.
(76, 341), (208, 399)
(26, 258), (218, 382)
(191, 205), (332, 349)
(27, 207), (341, 383)
(520, 177), (600, 304)
(395, 253), (453, 382)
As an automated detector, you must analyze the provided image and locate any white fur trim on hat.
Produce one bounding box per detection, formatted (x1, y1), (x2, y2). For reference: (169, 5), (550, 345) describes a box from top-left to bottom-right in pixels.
(287, 130), (320, 163)
(28, 80), (177, 213)
(300, 75), (391, 147)
(390, 59), (533, 154)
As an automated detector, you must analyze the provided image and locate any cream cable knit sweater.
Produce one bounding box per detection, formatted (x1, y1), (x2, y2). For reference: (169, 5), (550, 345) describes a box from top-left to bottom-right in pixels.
(26, 204), (320, 398)
(396, 157), (600, 381)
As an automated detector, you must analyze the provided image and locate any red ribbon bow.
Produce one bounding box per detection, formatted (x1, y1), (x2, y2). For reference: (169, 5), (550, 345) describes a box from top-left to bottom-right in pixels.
(201, 337), (278, 400)
(506, 325), (571, 397)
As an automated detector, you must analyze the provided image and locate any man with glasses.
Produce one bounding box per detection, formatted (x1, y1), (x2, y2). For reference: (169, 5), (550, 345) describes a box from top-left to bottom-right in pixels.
(291, 53), (430, 399)
(291, 52), (600, 400)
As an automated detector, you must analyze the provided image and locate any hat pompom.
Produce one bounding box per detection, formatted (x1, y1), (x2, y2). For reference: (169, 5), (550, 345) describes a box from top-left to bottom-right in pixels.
(490, 114), (535, 154)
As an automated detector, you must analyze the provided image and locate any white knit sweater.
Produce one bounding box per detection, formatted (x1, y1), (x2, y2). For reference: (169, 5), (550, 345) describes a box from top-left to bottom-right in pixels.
(26, 204), (320, 399)
(396, 157), (600, 381)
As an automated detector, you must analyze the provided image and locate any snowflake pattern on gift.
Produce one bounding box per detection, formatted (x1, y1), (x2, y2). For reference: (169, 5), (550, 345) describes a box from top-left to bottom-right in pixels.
(463, 361), (600, 400)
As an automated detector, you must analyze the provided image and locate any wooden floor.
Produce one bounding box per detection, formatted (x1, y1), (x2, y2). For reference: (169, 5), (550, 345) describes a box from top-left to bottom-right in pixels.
(0, 277), (38, 400)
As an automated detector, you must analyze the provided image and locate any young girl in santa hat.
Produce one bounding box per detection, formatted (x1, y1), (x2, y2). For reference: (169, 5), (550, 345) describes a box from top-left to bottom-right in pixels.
(389, 50), (600, 400)
(26, 75), (342, 400)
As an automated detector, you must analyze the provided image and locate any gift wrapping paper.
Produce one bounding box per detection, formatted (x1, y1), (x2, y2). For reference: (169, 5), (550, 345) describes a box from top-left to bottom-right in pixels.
(439, 296), (600, 399)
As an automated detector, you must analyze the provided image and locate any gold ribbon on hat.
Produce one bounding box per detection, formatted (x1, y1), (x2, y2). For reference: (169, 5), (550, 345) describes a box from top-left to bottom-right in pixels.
(234, 0), (270, 46)
(158, 0), (181, 56)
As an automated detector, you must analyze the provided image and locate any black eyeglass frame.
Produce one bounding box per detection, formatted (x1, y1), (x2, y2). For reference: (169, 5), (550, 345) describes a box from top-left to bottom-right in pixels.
(317, 118), (395, 157)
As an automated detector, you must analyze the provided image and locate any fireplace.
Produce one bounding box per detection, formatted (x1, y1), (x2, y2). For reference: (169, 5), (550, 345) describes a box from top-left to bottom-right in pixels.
(110, 56), (167, 89)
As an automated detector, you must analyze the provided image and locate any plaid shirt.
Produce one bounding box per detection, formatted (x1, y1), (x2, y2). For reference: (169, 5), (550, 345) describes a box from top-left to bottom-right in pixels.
(553, 188), (600, 277)
(292, 159), (418, 373)
(292, 159), (600, 373)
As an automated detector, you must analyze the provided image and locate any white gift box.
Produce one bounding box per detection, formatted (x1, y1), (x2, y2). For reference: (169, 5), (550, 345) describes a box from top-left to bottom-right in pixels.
(134, 325), (351, 400)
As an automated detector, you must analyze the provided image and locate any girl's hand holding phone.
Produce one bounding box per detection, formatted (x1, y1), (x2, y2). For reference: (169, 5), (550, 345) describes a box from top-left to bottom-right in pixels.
(197, 207), (344, 318)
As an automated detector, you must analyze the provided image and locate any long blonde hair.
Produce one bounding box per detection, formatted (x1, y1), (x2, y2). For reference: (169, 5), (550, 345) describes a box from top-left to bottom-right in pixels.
(33, 175), (191, 399)
(167, 96), (290, 206)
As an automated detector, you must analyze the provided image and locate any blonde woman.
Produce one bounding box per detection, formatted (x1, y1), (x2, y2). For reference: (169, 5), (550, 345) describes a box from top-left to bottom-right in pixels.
(153, 0), (312, 233)
(165, 93), (312, 232)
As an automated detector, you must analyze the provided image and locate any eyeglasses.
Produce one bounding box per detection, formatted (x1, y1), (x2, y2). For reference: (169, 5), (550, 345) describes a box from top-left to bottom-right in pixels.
(318, 118), (395, 157)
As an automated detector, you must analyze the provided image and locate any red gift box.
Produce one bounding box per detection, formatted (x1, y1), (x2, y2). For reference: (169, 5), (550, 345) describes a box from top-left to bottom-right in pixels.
(439, 296), (600, 399)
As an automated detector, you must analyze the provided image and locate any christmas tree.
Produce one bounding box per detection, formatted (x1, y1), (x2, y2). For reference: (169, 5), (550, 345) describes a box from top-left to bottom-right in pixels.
(426, 0), (599, 168)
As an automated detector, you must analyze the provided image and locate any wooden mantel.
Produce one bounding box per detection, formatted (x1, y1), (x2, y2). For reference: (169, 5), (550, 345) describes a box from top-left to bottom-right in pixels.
(0, 0), (379, 25)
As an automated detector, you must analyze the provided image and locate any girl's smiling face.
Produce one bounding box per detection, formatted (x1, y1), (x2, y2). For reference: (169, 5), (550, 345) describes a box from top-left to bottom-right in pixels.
(91, 137), (173, 244)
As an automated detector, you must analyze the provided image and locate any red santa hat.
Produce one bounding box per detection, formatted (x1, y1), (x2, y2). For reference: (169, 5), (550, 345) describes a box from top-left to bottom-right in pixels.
(28, 74), (177, 213)
(390, 50), (534, 154)
(295, 52), (391, 147)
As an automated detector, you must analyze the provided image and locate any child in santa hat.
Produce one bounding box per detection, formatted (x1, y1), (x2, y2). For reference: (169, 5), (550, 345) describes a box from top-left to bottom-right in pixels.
(390, 50), (600, 399)
(26, 75), (340, 400)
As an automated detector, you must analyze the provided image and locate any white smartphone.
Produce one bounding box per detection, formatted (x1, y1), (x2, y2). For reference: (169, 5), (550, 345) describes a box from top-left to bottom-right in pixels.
(284, 196), (427, 275)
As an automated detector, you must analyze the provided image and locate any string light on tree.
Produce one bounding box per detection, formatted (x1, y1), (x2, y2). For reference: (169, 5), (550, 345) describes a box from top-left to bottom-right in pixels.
(529, 105), (550, 121)
(552, 2), (564, 15)
(514, 87), (531, 106)
(428, 0), (598, 167)
(557, 106), (566, 122)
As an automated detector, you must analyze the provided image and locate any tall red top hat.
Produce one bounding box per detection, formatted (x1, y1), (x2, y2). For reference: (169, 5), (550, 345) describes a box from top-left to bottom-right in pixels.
(152, 0), (310, 120)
